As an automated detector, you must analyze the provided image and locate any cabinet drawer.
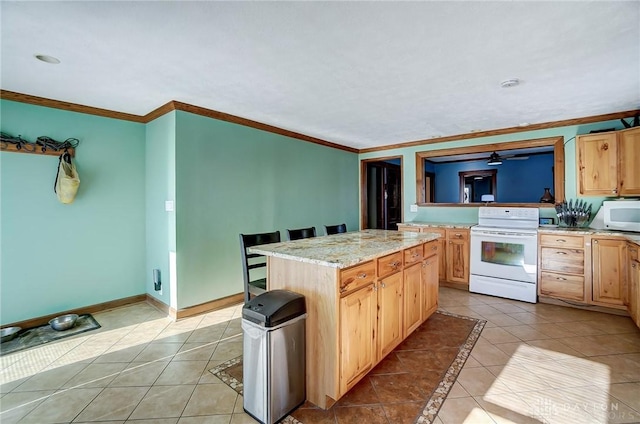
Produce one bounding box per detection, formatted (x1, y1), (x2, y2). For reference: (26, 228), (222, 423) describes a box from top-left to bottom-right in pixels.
(377, 252), (403, 277)
(540, 234), (583, 249)
(423, 240), (439, 258)
(340, 261), (376, 295)
(446, 229), (469, 241)
(540, 271), (585, 301)
(425, 228), (446, 237)
(404, 246), (424, 265)
(397, 225), (421, 233)
(540, 247), (584, 274)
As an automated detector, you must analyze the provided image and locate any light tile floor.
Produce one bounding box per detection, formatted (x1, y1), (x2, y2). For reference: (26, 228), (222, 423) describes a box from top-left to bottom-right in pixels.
(1, 287), (639, 424)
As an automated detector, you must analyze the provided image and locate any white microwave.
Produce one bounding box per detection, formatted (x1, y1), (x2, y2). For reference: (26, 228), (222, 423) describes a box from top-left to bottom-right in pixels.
(603, 200), (640, 232)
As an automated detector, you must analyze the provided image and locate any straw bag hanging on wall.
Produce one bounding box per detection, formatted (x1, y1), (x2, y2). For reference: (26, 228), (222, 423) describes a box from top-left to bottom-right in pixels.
(54, 151), (80, 204)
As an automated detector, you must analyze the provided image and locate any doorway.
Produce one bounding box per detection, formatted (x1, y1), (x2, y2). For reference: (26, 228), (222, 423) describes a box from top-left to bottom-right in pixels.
(361, 157), (402, 230)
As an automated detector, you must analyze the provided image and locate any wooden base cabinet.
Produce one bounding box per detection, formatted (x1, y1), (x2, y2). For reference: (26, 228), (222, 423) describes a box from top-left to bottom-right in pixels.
(268, 238), (439, 409)
(538, 234), (586, 302)
(396, 226), (467, 288)
(591, 238), (627, 307)
(538, 232), (629, 312)
(339, 283), (376, 395)
(628, 243), (640, 327)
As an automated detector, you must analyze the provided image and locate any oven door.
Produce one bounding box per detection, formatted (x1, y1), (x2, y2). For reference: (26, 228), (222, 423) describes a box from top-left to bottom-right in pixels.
(470, 229), (538, 283)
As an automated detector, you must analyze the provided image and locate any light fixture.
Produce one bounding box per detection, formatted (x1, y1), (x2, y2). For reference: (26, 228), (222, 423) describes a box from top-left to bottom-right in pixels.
(487, 152), (502, 165)
(34, 54), (60, 64)
(474, 176), (483, 180)
(500, 78), (520, 88)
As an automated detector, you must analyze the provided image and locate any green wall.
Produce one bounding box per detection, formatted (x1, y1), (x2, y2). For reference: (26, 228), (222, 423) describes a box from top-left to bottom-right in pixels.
(0, 100), (146, 324)
(145, 112), (176, 308)
(359, 120), (628, 223)
(174, 111), (359, 309)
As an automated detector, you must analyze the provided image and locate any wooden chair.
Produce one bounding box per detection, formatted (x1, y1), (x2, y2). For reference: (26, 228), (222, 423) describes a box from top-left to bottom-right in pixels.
(239, 230), (281, 303)
(324, 223), (347, 235)
(286, 226), (317, 241)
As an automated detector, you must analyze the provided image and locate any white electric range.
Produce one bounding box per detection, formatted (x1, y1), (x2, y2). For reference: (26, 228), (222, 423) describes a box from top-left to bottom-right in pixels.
(469, 207), (539, 303)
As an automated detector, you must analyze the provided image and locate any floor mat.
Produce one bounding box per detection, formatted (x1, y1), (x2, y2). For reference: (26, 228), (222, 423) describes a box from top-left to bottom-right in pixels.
(210, 310), (485, 424)
(1, 314), (101, 356)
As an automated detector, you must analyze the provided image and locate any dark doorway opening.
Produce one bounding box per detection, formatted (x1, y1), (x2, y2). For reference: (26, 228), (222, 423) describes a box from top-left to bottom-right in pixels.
(362, 158), (402, 230)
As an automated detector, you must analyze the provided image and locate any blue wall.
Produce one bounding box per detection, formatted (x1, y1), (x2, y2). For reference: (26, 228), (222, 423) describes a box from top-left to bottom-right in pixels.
(433, 153), (554, 203)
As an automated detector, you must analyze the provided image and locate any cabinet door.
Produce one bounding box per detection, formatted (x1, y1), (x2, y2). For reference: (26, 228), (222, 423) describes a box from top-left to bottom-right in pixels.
(618, 128), (640, 196)
(403, 262), (422, 338)
(577, 132), (618, 196)
(447, 237), (469, 284)
(592, 238), (627, 307)
(339, 283), (377, 394)
(378, 272), (403, 359)
(630, 261), (639, 327)
(422, 255), (439, 320)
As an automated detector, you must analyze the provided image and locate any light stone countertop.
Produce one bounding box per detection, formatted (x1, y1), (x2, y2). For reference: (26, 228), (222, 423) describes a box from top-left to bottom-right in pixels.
(538, 226), (640, 244)
(398, 221), (476, 229)
(249, 229), (442, 269)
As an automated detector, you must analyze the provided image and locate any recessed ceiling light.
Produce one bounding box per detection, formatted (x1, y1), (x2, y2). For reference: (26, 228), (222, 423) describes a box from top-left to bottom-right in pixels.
(500, 78), (520, 88)
(34, 54), (60, 64)
(519, 122), (530, 127)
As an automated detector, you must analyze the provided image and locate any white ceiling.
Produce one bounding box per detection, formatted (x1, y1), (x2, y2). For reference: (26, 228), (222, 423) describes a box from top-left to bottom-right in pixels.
(1, 1), (638, 150)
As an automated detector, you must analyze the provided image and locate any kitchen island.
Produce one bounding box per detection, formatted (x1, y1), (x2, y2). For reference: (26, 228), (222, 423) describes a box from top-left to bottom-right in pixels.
(249, 229), (441, 409)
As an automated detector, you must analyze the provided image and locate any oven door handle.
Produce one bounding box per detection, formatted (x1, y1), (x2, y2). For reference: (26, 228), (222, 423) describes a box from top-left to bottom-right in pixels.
(471, 231), (537, 238)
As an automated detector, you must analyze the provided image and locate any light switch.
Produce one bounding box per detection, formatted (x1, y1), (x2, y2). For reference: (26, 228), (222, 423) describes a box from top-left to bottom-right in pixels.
(165, 201), (174, 212)
(410, 204), (418, 212)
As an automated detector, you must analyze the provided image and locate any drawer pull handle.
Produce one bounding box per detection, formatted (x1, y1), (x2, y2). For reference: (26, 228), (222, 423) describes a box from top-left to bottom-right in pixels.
(357, 272), (367, 279)
(454, 233), (462, 238)
(556, 277), (567, 281)
(380, 282), (386, 288)
(557, 251), (567, 255)
(390, 261), (401, 268)
(556, 239), (566, 243)
(412, 253), (420, 258)
(432, 246), (438, 250)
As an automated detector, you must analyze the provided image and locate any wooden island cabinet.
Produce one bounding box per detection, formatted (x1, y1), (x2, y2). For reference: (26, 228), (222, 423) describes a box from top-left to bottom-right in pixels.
(250, 229), (441, 409)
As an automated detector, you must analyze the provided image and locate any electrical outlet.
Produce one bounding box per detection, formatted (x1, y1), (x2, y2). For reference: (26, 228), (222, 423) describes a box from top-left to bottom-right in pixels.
(410, 204), (418, 212)
(153, 269), (161, 292)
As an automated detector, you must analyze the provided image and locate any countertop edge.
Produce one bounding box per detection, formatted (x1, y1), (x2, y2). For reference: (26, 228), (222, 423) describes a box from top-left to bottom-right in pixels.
(398, 222), (476, 229)
(250, 232), (441, 269)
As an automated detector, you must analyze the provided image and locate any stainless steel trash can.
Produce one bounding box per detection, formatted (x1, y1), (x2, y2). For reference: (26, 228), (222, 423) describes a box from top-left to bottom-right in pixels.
(242, 290), (306, 424)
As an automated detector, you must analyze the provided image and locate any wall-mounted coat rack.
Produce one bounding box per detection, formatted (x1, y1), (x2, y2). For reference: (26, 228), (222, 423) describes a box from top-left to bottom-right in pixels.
(0, 132), (77, 157)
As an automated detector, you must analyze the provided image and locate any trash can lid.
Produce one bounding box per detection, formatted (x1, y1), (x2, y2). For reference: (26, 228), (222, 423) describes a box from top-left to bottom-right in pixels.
(242, 290), (306, 327)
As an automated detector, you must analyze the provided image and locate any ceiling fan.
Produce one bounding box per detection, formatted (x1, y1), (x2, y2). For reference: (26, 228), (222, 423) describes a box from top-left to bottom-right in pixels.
(487, 151), (530, 165)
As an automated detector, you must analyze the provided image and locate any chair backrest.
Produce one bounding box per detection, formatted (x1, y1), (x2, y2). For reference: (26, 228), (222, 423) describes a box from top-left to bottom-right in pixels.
(239, 230), (281, 303)
(287, 226), (317, 241)
(324, 223), (347, 235)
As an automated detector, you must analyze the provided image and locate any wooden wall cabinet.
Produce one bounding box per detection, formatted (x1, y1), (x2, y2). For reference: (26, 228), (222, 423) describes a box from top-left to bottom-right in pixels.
(591, 238), (627, 307)
(578, 127), (640, 196)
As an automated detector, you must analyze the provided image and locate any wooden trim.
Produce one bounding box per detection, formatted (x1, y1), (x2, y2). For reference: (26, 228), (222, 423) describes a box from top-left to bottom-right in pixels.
(415, 136), (564, 206)
(538, 296), (629, 316)
(170, 101), (358, 153)
(1, 143), (75, 157)
(360, 109), (640, 153)
(143, 100), (177, 122)
(2, 90), (356, 153)
(174, 292), (244, 320)
(360, 156), (403, 230)
(1, 294), (147, 329)
(0, 90), (145, 123)
(145, 294), (172, 318)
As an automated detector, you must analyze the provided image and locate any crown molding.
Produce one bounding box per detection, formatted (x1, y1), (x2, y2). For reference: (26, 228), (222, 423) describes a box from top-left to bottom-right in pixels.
(3, 89), (637, 155)
(359, 109), (640, 153)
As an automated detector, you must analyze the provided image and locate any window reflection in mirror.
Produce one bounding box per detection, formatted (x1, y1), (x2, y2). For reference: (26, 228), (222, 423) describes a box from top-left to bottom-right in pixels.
(415, 136), (564, 206)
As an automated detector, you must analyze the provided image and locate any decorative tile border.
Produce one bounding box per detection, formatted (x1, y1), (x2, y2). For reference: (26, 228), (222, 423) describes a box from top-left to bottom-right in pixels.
(210, 310), (485, 424)
(416, 310), (486, 424)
